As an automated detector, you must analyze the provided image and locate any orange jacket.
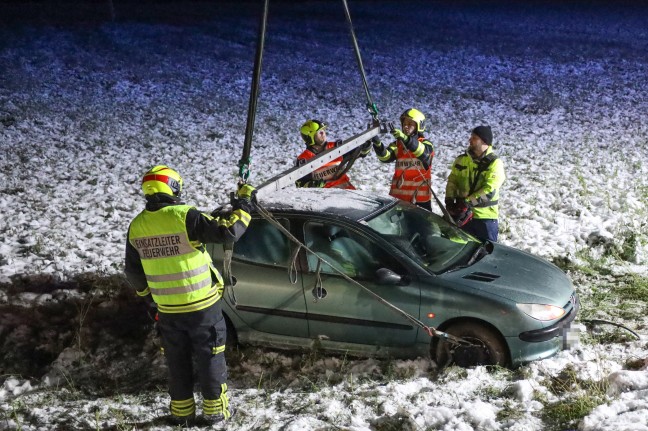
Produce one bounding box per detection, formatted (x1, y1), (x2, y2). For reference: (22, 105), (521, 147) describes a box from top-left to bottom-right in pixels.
(388, 137), (433, 203)
(295, 142), (356, 190)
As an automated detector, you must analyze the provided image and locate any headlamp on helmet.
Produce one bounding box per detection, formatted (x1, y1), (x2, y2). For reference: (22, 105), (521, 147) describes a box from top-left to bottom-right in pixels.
(300, 119), (327, 146)
(141, 165), (183, 197)
(400, 108), (425, 132)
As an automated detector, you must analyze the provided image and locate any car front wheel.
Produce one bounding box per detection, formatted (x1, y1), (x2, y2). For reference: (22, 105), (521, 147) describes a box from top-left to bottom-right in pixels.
(433, 321), (509, 368)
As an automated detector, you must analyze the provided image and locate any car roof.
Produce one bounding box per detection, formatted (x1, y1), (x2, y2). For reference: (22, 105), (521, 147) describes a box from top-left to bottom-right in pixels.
(257, 188), (397, 221)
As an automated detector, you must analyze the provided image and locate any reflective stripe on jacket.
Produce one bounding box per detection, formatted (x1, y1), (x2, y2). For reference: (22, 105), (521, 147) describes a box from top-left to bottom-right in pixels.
(296, 142), (356, 189)
(128, 204), (223, 313)
(446, 146), (506, 219)
(388, 138), (433, 203)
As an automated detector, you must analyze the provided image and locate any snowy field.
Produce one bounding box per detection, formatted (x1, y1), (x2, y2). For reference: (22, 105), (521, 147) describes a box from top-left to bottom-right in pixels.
(1, 1), (648, 430)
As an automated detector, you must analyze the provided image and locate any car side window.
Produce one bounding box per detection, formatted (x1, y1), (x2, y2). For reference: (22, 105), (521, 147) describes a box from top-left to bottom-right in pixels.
(233, 218), (290, 267)
(304, 222), (405, 279)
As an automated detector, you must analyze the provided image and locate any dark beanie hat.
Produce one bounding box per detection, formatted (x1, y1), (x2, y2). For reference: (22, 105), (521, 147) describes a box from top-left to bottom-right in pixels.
(472, 125), (493, 145)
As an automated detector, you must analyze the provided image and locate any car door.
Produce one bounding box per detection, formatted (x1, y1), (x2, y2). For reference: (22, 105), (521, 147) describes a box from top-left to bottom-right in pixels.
(222, 216), (309, 338)
(301, 221), (421, 347)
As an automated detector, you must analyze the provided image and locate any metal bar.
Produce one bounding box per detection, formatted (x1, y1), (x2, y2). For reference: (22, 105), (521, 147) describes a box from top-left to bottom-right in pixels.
(256, 126), (380, 197)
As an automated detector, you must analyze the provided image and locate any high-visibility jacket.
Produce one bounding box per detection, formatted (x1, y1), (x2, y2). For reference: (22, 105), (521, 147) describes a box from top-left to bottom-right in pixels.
(446, 146), (505, 220)
(128, 204), (226, 314)
(377, 136), (434, 204)
(295, 142), (356, 189)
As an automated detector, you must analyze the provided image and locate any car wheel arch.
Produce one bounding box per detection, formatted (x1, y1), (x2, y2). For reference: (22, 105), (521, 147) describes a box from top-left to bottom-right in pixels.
(431, 317), (511, 368)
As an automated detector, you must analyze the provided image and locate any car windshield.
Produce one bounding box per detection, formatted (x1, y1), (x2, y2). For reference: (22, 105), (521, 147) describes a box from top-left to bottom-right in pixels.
(365, 203), (480, 273)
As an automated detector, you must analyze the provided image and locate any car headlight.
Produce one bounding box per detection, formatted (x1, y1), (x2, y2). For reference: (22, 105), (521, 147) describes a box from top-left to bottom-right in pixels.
(516, 303), (566, 321)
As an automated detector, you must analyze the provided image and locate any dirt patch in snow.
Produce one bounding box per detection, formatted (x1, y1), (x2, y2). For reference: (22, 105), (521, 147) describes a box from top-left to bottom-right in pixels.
(0, 274), (166, 396)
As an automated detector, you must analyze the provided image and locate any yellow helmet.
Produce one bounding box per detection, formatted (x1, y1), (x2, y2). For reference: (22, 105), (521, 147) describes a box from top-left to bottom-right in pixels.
(141, 165), (183, 197)
(400, 108), (425, 132)
(300, 119), (327, 146)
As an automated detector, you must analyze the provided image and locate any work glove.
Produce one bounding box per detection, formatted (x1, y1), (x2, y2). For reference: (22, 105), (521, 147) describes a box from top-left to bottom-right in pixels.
(391, 128), (408, 142)
(232, 183), (256, 213)
(310, 179), (326, 188)
(453, 207), (473, 227)
(445, 197), (457, 213)
(446, 198), (473, 227)
(360, 140), (372, 154)
(335, 139), (343, 147)
(237, 183), (257, 200)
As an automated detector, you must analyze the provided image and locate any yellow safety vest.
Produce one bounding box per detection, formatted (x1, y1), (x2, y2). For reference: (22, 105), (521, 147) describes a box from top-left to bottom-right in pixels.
(128, 204), (223, 314)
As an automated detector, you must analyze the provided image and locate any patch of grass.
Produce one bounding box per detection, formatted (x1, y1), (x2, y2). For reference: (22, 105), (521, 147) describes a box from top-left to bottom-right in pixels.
(539, 365), (608, 431)
(577, 272), (648, 324)
(380, 358), (419, 381)
(542, 393), (602, 431)
(496, 399), (527, 422)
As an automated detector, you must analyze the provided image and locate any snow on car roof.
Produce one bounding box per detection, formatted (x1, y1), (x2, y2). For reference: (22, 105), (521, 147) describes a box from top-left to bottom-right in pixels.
(257, 188), (396, 220)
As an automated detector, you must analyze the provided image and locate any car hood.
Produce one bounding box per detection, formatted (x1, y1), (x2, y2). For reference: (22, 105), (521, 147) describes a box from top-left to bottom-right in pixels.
(443, 242), (574, 306)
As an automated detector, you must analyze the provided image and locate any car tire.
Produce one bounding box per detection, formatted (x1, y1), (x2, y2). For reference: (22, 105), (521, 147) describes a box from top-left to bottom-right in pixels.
(433, 321), (509, 368)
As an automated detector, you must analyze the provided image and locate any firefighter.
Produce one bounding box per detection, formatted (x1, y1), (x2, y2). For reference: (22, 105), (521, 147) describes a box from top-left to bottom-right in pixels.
(124, 165), (254, 427)
(445, 126), (506, 242)
(295, 119), (369, 189)
(370, 108), (435, 210)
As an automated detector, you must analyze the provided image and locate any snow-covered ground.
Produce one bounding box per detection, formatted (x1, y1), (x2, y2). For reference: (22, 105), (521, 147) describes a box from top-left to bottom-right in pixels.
(1, 1), (647, 430)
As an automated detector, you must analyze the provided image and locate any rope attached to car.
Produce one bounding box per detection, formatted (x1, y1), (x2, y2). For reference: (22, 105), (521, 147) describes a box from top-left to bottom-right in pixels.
(582, 319), (641, 339)
(252, 200), (473, 347)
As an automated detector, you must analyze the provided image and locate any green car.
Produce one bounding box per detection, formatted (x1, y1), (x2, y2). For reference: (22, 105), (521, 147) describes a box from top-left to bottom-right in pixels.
(207, 188), (578, 368)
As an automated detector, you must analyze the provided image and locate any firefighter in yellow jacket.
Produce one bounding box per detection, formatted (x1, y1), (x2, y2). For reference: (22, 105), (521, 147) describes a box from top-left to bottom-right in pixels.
(295, 119), (369, 189)
(445, 126), (506, 242)
(371, 108), (435, 210)
(124, 165), (254, 427)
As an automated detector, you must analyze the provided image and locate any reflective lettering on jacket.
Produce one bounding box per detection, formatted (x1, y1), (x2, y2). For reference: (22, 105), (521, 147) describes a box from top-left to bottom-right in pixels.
(296, 142), (355, 189)
(446, 146), (506, 219)
(389, 137), (433, 203)
(128, 204), (223, 314)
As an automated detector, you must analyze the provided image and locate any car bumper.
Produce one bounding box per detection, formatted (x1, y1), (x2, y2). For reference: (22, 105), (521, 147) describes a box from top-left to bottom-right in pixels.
(507, 295), (580, 367)
(518, 295), (580, 343)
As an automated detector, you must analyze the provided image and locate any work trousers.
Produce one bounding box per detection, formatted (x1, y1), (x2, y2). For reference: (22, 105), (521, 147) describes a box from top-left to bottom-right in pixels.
(157, 302), (228, 403)
(462, 218), (499, 242)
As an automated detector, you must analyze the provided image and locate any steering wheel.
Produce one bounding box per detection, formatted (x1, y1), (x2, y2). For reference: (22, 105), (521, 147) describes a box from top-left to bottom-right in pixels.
(409, 232), (427, 256)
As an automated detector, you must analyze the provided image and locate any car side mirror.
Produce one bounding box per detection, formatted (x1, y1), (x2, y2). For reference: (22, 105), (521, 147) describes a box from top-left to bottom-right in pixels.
(375, 268), (403, 285)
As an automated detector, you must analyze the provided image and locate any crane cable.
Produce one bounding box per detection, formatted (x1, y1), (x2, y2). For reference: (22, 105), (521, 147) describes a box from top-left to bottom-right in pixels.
(330, 0), (382, 182)
(342, 0), (379, 121)
(238, 0), (269, 183)
(224, 0), (270, 296)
